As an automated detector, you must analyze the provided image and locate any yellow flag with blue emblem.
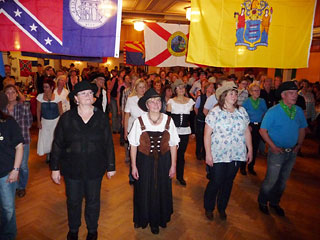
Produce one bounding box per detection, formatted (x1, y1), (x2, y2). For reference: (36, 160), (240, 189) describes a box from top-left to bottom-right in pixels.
(187, 0), (317, 68)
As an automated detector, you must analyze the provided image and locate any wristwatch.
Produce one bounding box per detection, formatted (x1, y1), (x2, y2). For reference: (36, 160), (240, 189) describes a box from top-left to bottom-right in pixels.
(13, 168), (20, 171)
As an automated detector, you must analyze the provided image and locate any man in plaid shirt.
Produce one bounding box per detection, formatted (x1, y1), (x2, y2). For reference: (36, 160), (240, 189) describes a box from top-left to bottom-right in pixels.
(4, 85), (33, 198)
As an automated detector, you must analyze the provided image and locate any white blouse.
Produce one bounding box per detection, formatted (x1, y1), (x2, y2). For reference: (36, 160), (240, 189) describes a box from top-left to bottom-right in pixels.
(124, 95), (145, 133)
(167, 98), (195, 135)
(54, 88), (70, 113)
(128, 113), (180, 147)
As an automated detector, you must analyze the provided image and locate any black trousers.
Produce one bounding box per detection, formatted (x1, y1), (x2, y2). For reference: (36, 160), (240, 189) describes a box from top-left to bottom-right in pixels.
(176, 134), (189, 181)
(65, 177), (102, 233)
(204, 162), (240, 212)
(195, 120), (205, 158)
(240, 122), (261, 171)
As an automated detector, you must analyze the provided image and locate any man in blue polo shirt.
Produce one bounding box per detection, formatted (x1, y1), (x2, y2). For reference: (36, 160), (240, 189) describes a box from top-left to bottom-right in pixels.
(258, 81), (307, 216)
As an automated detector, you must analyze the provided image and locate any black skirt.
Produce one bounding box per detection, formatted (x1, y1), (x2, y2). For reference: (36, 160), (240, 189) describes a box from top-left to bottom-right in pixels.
(133, 151), (173, 228)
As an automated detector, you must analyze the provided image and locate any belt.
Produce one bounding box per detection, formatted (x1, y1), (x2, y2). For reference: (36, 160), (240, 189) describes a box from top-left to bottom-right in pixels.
(281, 147), (294, 153)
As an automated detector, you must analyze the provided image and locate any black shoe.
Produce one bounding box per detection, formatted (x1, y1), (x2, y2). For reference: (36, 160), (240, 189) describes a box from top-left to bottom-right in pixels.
(159, 223), (167, 228)
(205, 211), (214, 221)
(151, 226), (159, 234)
(259, 203), (269, 215)
(218, 210), (227, 221)
(86, 232), (98, 240)
(240, 168), (247, 175)
(269, 204), (285, 216)
(67, 231), (78, 240)
(16, 189), (26, 198)
(248, 169), (257, 176)
(177, 179), (186, 186)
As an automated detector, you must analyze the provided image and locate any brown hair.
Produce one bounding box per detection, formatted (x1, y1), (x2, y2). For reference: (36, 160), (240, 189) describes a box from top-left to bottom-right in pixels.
(43, 77), (56, 92)
(217, 89), (239, 110)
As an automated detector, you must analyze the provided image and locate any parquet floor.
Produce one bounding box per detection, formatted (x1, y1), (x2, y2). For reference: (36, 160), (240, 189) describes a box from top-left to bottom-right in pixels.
(15, 124), (320, 240)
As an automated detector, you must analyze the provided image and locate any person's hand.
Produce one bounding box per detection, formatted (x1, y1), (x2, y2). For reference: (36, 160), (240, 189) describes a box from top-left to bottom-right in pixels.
(37, 121), (42, 129)
(205, 154), (214, 167)
(6, 170), (19, 183)
(270, 145), (283, 154)
(247, 150), (253, 164)
(107, 171), (116, 179)
(131, 167), (139, 180)
(169, 166), (176, 178)
(51, 170), (61, 184)
(124, 131), (128, 141)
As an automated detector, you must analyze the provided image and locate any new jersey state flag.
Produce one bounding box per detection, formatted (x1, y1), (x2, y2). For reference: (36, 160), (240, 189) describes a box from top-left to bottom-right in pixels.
(144, 22), (197, 67)
(187, 0), (317, 68)
(0, 0), (122, 57)
(124, 41), (145, 66)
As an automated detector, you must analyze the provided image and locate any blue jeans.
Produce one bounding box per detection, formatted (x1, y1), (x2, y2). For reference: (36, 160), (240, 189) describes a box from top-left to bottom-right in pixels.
(258, 149), (297, 205)
(0, 174), (17, 240)
(18, 144), (30, 190)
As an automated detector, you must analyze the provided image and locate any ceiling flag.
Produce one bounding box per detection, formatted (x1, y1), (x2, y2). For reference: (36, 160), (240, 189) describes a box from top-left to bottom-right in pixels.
(0, 0), (122, 57)
(187, 0), (317, 68)
(144, 22), (197, 67)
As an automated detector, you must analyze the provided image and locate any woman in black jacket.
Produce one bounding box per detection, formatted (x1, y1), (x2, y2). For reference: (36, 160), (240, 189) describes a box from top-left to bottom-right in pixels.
(50, 81), (116, 240)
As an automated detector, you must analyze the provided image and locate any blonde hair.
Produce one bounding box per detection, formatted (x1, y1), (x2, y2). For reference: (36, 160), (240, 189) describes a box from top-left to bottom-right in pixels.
(56, 75), (67, 84)
(129, 78), (146, 97)
(248, 82), (260, 92)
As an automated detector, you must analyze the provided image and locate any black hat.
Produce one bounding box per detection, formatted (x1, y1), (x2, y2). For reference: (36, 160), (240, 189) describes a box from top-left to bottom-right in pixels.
(90, 72), (106, 82)
(138, 88), (160, 112)
(0, 92), (8, 111)
(68, 81), (97, 100)
(276, 81), (298, 98)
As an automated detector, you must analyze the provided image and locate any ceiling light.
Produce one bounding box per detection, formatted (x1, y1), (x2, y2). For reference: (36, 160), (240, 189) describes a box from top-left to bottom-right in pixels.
(134, 21), (144, 31)
(185, 7), (191, 21)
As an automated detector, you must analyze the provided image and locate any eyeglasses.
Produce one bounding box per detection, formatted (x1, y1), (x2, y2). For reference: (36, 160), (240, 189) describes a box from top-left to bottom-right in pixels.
(77, 91), (94, 96)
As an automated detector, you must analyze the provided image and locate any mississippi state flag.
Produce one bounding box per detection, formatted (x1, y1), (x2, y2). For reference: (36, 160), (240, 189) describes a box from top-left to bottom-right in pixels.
(124, 41), (145, 66)
(0, 0), (122, 57)
(144, 22), (197, 67)
(19, 59), (31, 76)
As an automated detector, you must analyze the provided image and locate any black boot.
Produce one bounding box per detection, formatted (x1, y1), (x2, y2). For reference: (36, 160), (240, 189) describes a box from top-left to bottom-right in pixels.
(67, 231), (78, 240)
(86, 231), (98, 240)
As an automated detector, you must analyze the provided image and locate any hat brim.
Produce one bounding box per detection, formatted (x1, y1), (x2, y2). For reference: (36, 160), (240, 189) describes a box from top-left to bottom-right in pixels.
(138, 94), (161, 112)
(68, 84), (98, 100)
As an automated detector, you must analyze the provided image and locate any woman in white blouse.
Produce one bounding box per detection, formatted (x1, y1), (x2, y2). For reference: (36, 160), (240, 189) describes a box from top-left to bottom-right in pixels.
(167, 83), (195, 186)
(128, 88), (179, 235)
(124, 79), (147, 140)
(54, 75), (70, 113)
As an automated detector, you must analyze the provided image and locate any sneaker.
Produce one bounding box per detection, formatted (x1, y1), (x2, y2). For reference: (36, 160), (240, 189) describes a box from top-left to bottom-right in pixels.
(259, 203), (270, 215)
(205, 211), (214, 221)
(269, 204), (285, 216)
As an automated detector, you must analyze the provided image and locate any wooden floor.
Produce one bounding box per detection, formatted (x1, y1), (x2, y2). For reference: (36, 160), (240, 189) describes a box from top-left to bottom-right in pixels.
(15, 124), (320, 240)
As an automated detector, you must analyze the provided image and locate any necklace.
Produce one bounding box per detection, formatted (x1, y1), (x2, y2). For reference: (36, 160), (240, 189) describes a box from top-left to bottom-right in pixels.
(148, 113), (161, 124)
